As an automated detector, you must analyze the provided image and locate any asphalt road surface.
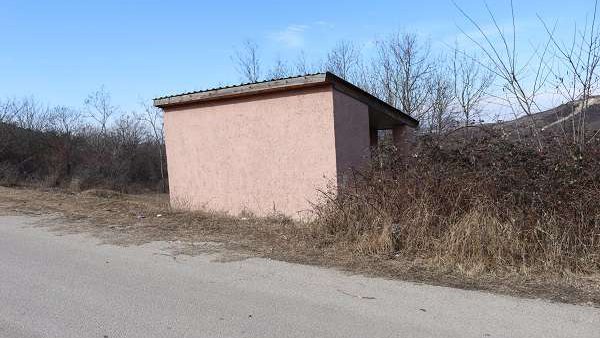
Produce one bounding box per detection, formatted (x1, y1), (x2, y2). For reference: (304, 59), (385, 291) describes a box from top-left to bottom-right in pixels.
(1, 215), (598, 338)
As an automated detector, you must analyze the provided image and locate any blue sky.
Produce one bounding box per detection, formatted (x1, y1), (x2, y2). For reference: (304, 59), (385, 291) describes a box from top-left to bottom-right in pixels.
(0, 0), (595, 112)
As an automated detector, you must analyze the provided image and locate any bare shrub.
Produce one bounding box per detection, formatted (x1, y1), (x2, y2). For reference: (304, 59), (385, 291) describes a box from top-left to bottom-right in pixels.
(312, 134), (600, 274)
(0, 162), (19, 186)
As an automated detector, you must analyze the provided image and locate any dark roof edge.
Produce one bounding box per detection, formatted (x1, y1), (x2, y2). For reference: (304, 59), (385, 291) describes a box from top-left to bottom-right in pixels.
(324, 72), (419, 127)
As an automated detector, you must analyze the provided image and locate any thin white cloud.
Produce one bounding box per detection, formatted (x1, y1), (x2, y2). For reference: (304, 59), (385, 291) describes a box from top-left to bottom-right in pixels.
(269, 24), (309, 48)
(314, 20), (335, 29)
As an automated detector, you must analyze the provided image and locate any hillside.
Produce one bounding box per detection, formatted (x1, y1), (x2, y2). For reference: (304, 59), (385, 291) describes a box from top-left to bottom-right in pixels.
(496, 96), (600, 134)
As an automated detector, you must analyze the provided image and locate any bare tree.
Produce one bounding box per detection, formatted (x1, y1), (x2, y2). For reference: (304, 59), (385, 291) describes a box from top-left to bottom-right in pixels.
(13, 97), (51, 131)
(372, 33), (434, 121)
(456, 1), (553, 147)
(138, 101), (167, 192)
(113, 113), (146, 148)
(233, 39), (262, 83)
(295, 50), (324, 75)
(0, 98), (19, 124)
(353, 59), (379, 95)
(49, 106), (82, 136)
(295, 51), (310, 74)
(85, 86), (117, 135)
(46, 106), (83, 180)
(325, 40), (360, 80)
(0, 98), (24, 155)
(540, 0), (600, 147)
(427, 68), (457, 134)
(452, 47), (494, 128)
(267, 56), (291, 79)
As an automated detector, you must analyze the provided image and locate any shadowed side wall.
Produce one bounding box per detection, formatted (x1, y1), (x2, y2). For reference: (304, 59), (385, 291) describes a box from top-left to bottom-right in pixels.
(332, 89), (371, 186)
(163, 85), (337, 217)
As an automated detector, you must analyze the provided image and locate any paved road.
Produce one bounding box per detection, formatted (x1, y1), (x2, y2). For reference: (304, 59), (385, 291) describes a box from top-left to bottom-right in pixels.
(1, 215), (598, 338)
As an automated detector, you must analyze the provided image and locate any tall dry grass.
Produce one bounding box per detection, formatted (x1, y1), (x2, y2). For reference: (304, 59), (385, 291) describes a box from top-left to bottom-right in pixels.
(312, 134), (600, 275)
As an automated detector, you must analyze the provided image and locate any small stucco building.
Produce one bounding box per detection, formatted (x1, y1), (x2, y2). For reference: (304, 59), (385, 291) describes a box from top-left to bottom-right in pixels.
(154, 72), (417, 218)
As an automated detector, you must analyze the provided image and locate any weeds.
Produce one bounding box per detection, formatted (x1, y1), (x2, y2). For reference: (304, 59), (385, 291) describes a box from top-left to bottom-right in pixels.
(313, 134), (600, 275)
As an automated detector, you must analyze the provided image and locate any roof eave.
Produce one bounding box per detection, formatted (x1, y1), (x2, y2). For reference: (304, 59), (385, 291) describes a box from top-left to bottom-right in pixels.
(153, 72), (418, 128)
(324, 72), (419, 128)
(153, 73), (328, 108)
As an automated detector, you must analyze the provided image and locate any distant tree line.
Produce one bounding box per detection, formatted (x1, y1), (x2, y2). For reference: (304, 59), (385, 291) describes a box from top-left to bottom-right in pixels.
(0, 88), (166, 192)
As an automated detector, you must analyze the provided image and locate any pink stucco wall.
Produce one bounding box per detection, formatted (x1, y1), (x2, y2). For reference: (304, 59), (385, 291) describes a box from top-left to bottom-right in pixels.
(164, 85), (340, 217)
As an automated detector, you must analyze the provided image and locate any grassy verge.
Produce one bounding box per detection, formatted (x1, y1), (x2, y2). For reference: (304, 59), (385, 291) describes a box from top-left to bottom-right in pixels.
(0, 185), (598, 307)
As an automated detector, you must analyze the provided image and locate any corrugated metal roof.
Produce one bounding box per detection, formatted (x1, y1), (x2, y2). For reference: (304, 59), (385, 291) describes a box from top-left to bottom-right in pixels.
(154, 72), (325, 101)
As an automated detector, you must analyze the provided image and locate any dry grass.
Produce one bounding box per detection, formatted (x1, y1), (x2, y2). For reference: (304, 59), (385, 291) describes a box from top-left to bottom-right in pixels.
(0, 185), (599, 307)
(317, 136), (600, 272)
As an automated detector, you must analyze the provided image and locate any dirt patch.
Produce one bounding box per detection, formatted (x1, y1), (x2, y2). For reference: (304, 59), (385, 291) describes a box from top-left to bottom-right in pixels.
(0, 186), (598, 307)
(79, 189), (123, 199)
